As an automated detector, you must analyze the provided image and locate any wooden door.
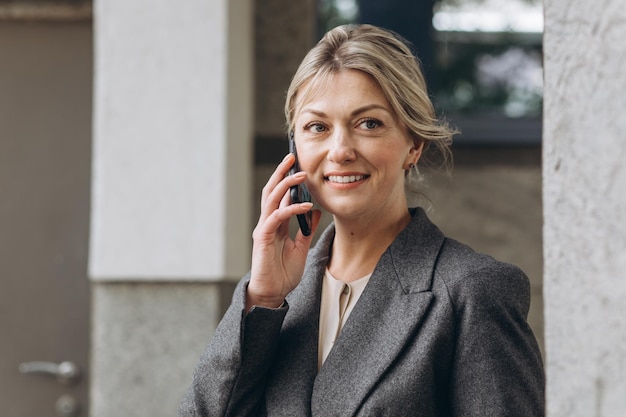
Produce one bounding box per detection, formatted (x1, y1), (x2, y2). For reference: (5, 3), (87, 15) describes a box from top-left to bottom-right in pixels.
(0, 21), (92, 416)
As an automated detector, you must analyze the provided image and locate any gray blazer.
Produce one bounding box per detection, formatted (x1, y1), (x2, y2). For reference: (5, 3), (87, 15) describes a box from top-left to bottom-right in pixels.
(179, 208), (544, 416)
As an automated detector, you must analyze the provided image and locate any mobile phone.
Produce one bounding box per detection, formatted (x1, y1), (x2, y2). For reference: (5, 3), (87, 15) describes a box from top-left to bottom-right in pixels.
(288, 131), (312, 236)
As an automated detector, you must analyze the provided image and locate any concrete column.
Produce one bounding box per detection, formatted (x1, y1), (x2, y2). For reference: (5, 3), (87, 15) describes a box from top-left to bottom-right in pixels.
(89, 0), (252, 415)
(543, 0), (626, 415)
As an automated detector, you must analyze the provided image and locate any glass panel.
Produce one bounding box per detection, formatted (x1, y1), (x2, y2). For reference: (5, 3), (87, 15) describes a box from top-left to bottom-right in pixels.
(433, 0), (543, 119)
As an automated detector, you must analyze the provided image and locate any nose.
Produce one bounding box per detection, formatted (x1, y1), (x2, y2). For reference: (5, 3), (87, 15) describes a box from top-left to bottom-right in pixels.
(327, 128), (356, 164)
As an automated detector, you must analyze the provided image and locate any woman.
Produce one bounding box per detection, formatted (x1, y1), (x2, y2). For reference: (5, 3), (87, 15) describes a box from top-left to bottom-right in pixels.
(179, 24), (544, 416)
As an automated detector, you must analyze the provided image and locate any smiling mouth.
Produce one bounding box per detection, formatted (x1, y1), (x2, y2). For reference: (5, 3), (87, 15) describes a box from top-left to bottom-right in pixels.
(326, 175), (368, 184)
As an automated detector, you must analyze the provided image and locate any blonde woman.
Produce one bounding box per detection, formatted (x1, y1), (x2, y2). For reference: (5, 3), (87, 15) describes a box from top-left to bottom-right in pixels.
(180, 24), (544, 417)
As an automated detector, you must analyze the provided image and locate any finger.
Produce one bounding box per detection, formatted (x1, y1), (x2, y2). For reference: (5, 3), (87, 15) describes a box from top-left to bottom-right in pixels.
(262, 171), (307, 216)
(279, 187), (291, 209)
(254, 172), (309, 242)
(266, 190), (310, 240)
(254, 202), (314, 241)
(273, 188), (293, 237)
(260, 154), (295, 208)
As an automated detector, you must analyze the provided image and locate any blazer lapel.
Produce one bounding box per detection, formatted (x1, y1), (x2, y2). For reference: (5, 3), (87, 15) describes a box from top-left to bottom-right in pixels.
(311, 209), (445, 416)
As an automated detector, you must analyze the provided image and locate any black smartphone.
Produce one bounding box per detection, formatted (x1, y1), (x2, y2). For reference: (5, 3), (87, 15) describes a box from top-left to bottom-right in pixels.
(288, 131), (312, 236)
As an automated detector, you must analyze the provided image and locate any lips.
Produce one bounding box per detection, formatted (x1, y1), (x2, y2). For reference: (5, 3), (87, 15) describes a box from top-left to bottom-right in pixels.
(325, 174), (368, 184)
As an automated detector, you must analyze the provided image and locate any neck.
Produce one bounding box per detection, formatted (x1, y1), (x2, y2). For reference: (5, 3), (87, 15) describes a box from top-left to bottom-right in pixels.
(328, 206), (412, 283)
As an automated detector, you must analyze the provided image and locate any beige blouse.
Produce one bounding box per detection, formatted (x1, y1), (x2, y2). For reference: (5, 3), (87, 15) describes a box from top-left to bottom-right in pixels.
(318, 268), (372, 368)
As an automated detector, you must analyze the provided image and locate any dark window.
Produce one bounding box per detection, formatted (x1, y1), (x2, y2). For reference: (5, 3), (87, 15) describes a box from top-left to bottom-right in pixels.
(317, 0), (543, 145)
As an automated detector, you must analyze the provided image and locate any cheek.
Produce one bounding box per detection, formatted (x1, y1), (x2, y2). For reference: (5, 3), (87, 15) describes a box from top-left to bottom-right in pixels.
(370, 148), (408, 172)
(296, 145), (323, 172)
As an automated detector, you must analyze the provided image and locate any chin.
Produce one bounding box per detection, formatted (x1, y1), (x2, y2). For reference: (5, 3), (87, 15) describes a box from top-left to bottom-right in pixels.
(322, 200), (370, 219)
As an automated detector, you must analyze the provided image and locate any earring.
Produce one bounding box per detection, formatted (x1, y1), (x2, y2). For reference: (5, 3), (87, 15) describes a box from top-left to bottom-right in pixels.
(407, 162), (420, 178)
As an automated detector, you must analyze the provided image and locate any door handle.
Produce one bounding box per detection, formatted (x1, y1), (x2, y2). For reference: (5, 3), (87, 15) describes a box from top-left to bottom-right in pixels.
(19, 361), (81, 385)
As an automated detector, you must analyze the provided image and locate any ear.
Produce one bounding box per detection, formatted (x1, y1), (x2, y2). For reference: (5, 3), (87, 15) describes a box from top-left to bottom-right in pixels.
(404, 139), (425, 169)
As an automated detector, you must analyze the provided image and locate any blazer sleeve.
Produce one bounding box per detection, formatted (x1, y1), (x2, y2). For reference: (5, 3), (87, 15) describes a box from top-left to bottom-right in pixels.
(178, 276), (289, 417)
(446, 262), (545, 416)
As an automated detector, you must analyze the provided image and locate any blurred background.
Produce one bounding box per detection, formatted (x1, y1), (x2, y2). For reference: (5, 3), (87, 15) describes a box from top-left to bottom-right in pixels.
(0, 0), (543, 415)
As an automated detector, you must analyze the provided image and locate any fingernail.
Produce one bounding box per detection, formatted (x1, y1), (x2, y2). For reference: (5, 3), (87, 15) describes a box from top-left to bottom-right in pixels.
(294, 171), (306, 178)
(282, 153), (292, 162)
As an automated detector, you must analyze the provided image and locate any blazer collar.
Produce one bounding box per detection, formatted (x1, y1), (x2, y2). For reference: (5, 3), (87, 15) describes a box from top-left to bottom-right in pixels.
(312, 207), (445, 415)
(265, 208), (446, 416)
(386, 207), (446, 293)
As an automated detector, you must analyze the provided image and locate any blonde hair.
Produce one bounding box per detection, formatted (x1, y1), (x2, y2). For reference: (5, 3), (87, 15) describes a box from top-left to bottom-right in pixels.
(285, 24), (456, 169)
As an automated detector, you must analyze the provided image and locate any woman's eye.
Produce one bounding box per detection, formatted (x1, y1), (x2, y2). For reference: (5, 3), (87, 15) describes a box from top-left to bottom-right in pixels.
(306, 123), (327, 133)
(359, 119), (382, 130)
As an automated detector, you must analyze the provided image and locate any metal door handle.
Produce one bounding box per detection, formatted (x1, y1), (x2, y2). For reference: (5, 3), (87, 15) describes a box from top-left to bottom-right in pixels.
(19, 361), (81, 385)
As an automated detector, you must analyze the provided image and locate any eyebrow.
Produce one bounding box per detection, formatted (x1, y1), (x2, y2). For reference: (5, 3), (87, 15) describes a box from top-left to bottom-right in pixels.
(300, 103), (392, 118)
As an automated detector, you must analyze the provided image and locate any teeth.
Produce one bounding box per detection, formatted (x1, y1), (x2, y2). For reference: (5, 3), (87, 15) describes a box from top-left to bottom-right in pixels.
(327, 175), (365, 183)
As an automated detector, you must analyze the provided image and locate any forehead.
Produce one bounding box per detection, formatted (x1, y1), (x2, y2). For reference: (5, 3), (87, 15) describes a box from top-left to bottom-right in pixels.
(294, 69), (391, 115)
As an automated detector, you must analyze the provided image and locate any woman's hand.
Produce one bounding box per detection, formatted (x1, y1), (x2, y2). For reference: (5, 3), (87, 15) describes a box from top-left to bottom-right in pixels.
(247, 153), (322, 311)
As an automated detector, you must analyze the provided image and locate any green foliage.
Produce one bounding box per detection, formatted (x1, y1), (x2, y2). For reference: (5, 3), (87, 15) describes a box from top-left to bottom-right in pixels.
(435, 39), (543, 117)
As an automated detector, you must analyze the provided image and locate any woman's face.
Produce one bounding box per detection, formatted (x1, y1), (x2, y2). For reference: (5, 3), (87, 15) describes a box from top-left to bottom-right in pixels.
(293, 69), (422, 221)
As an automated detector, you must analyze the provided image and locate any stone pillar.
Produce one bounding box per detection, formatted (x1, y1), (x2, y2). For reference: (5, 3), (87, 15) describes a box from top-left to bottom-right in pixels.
(543, 0), (626, 415)
(89, 0), (252, 415)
